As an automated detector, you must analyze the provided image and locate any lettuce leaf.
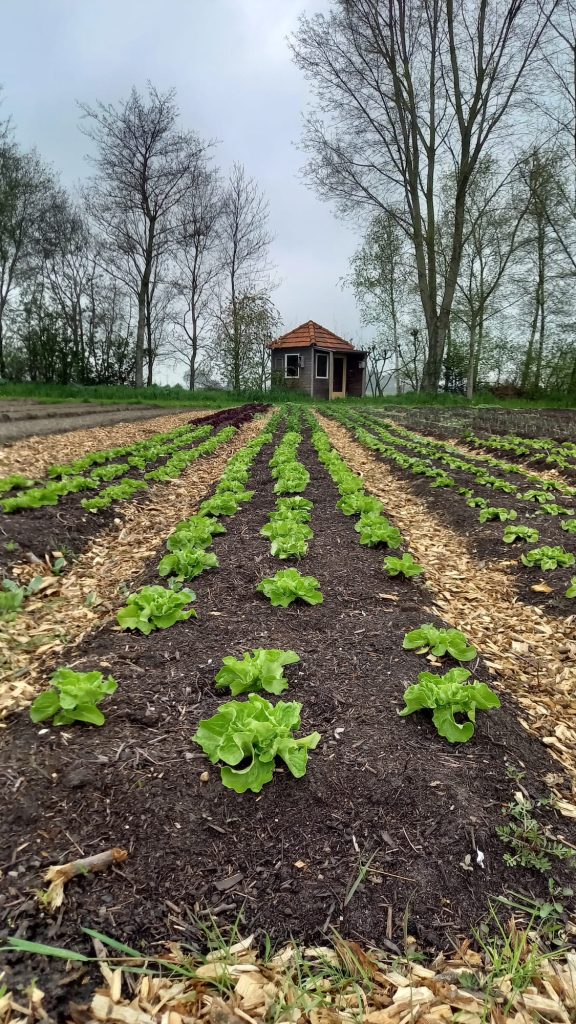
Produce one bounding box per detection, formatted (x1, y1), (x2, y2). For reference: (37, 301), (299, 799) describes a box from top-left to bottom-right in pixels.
(193, 693), (321, 793)
(215, 648), (300, 695)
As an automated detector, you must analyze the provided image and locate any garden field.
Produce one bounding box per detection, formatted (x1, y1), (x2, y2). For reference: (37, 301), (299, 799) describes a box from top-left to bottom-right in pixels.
(1, 403), (576, 1023)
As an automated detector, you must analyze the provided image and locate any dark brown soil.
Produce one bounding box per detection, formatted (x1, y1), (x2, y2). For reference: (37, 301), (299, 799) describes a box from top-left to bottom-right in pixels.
(2, 433), (575, 1005)
(354, 417), (576, 616)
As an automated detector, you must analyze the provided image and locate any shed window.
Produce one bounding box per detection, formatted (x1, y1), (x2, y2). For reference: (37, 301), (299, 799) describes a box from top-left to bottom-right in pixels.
(285, 353), (299, 378)
(316, 353), (329, 378)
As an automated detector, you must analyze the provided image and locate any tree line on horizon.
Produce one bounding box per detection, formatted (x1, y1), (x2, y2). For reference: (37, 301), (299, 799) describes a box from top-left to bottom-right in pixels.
(0, 85), (278, 393)
(2, 0), (576, 397)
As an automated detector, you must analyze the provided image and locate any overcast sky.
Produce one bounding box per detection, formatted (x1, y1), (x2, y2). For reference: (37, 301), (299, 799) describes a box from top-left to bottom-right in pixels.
(1, 0), (369, 383)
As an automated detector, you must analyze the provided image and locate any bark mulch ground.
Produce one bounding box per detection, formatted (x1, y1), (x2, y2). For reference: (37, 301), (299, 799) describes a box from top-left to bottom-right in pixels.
(2, 431), (575, 1011)
(351, 416), (576, 616)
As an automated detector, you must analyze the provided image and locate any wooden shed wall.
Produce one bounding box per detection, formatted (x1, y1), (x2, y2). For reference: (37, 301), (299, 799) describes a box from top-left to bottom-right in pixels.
(271, 349), (312, 393)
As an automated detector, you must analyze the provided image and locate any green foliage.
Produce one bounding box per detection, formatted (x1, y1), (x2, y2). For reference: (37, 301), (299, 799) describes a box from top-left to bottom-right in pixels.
(260, 518), (313, 559)
(403, 623), (477, 661)
(166, 516), (226, 551)
(337, 492), (383, 516)
(158, 548), (219, 581)
(532, 503), (575, 516)
(257, 568), (323, 607)
(273, 464), (311, 494)
(275, 496), (314, 513)
(502, 525), (540, 544)
(193, 692), (321, 793)
(29, 668), (117, 727)
(399, 667), (500, 743)
(467, 496), (488, 508)
(89, 463), (130, 482)
(0, 576), (43, 620)
(354, 513), (402, 548)
(199, 493), (243, 517)
(497, 795), (576, 872)
(479, 506), (518, 523)
(215, 648), (300, 696)
(521, 545), (576, 570)
(383, 552), (424, 578)
(566, 577), (576, 598)
(561, 519), (576, 534)
(0, 474), (35, 495)
(117, 585), (196, 634)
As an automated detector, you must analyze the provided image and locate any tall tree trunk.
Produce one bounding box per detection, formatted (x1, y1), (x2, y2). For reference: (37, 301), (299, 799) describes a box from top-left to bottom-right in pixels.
(421, 319), (448, 392)
(473, 310), (484, 391)
(188, 309), (198, 391)
(521, 282), (541, 391)
(0, 315), (5, 378)
(135, 284), (146, 388)
(466, 311), (477, 401)
(568, 352), (576, 395)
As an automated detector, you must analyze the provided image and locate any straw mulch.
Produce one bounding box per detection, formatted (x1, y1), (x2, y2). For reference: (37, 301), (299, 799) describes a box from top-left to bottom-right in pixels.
(0, 415), (270, 720)
(317, 415), (576, 808)
(0, 411), (202, 479)
(2, 930), (576, 1024)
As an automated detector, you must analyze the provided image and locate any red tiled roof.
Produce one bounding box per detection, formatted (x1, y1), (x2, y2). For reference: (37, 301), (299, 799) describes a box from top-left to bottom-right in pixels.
(269, 320), (359, 352)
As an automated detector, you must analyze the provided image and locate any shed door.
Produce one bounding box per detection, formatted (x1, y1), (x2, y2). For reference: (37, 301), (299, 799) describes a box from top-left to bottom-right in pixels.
(332, 355), (346, 397)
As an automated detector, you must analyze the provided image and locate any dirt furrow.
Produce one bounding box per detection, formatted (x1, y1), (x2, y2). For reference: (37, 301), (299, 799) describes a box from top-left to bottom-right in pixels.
(318, 413), (576, 799)
(0, 415), (270, 720)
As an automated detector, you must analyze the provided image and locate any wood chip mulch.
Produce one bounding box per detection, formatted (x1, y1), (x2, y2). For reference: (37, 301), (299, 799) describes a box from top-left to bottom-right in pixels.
(2, 932), (576, 1024)
(317, 415), (576, 807)
(0, 410), (203, 479)
(0, 415), (270, 721)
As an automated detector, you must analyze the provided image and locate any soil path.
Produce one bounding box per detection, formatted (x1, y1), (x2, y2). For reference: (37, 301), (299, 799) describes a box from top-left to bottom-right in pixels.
(0, 402), (190, 445)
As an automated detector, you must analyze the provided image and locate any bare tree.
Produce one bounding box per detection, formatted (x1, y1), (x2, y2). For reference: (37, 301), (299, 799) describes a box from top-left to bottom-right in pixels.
(443, 158), (531, 397)
(291, 0), (558, 392)
(80, 85), (211, 386)
(210, 291), (280, 390)
(217, 164), (273, 391)
(0, 140), (54, 376)
(170, 160), (222, 389)
(349, 212), (412, 393)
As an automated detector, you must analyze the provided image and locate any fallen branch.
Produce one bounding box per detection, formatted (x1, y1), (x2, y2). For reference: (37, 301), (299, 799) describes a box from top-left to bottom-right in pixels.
(40, 847), (128, 910)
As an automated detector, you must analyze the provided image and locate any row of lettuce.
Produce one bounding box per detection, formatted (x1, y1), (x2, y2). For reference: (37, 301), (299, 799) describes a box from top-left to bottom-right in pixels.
(324, 408), (576, 597)
(27, 407), (516, 813)
(0, 421), (239, 514)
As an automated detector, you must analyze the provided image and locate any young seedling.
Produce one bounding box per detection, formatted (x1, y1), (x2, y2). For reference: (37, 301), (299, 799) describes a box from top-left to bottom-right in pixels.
(158, 548), (219, 581)
(399, 667), (500, 743)
(497, 794), (576, 872)
(215, 649), (300, 696)
(29, 668), (118, 727)
(0, 576), (43, 620)
(479, 507), (518, 523)
(117, 585), (196, 634)
(193, 693), (321, 793)
(403, 623), (477, 662)
(354, 514), (402, 549)
(521, 546), (575, 571)
(383, 553), (424, 578)
(502, 525), (540, 544)
(257, 568), (323, 607)
(566, 577), (576, 598)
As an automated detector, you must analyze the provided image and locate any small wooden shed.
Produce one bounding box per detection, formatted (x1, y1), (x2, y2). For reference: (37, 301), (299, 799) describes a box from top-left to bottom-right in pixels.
(269, 321), (366, 399)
